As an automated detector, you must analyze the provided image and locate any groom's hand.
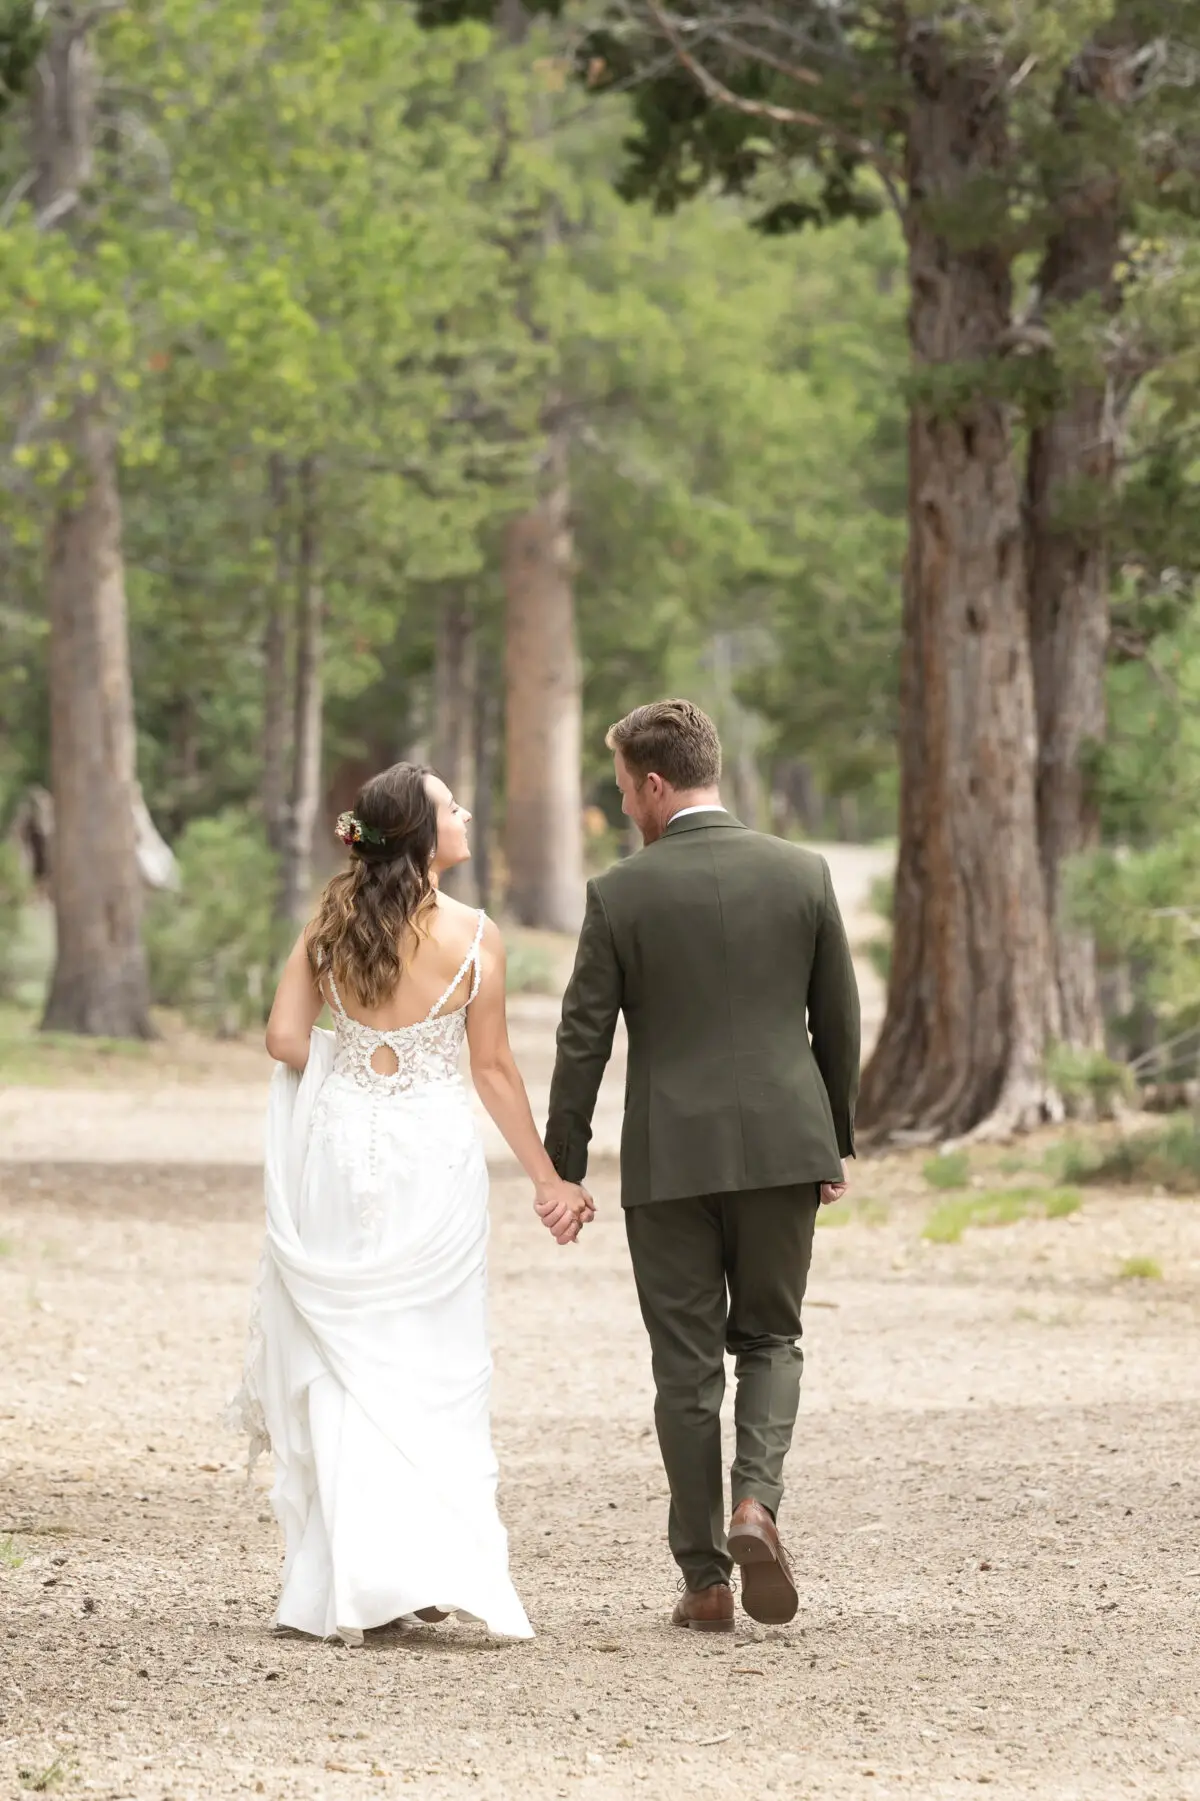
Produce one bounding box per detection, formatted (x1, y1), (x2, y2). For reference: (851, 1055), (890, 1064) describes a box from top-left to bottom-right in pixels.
(820, 1179), (849, 1205)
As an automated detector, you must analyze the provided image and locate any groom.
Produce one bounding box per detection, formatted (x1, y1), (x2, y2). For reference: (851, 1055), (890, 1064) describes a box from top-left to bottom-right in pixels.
(544, 700), (860, 1632)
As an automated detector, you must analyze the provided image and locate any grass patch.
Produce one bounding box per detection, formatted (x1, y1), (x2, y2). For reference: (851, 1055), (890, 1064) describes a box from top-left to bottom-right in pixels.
(18, 1760), (67, 1793)
(996, 1153), (1028, 1176)
(1049, 1121), (1200, 1193)
(924, 1187), (1083, 1245)
(0, 1235), (12, 1257)
(922, 1149), (971, 1191)
(1118, 1255), (1163, 1281)
(1044, 1138), (1105, 1184)
(816, 1203), (852, 1229)
(0, 1533), (26, 1569)
(0, 1001), (156, 1085)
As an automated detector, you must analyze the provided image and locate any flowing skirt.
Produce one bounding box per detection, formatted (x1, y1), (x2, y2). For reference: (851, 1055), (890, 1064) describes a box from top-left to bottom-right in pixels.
(233, 1039), (532, 1643)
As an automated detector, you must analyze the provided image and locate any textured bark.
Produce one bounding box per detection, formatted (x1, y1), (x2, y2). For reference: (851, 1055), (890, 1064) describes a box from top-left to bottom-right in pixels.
(1025, 48), (1128, 1053)
(41, 406), (152, 1037)
(36, 14), (151, 1038)
(859, 36), (1059, 1142)
(472, 643), (501, 913)
(434, 591), (479, 904)
(278, 457), (323, 928)
(262, 454), (292, 860)
(503, 430), (584, 932)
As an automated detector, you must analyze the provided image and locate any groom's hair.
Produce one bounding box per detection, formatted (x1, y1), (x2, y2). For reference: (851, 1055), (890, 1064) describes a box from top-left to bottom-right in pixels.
(606, 699), (722, 790)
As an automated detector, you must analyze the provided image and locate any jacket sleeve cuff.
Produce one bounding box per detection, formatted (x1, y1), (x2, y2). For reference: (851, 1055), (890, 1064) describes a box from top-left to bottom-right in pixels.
(545, 1135), (590, 1185)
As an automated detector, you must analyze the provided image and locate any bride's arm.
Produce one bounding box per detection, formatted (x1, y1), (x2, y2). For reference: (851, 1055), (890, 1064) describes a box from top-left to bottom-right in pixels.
(467, 920), (592, 1242)
(265, 933), (324, 1071)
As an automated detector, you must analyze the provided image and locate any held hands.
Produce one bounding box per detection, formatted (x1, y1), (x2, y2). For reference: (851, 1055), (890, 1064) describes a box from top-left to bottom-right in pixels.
(534, 1176), (596, 1247)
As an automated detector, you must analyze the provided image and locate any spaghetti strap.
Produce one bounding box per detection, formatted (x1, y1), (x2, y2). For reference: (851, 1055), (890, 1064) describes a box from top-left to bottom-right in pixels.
(322, 962), (348, 1021)
(468, 909), (486, 1004)
(427, 910), (487, 1021)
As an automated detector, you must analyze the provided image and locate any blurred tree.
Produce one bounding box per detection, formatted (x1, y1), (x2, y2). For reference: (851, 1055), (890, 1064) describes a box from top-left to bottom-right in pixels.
(482, 0), (1200, 1138)
(28, 5), (152, 1037)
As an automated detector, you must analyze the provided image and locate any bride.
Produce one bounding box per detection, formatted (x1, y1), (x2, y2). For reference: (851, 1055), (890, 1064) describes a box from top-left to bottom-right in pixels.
(230, 761), (592, 1645)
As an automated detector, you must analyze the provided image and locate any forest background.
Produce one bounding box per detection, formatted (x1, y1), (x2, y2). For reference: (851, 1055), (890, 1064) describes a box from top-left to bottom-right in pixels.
(3, 0), (1200, 1148)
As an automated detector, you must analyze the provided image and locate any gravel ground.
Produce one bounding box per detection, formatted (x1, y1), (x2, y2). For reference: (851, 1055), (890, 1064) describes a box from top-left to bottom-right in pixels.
(2, 1148), (1199, 1801)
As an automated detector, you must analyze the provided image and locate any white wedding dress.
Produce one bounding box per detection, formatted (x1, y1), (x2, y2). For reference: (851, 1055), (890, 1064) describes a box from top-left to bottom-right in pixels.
(229, 910), (533, 1644)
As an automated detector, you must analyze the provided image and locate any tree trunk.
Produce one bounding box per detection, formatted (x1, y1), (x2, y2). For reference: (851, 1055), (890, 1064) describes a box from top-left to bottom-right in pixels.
(859, 37), (1059, 1142)
(1025, 49), (1127, 1054)
(503, 430), (584, 932)
(262, 454), (292, 859)
(472, 645), (500, 912)
(36, 14), (151, 1039)
(434, 590), (479, 903)
(41, 405), (152, 1037)
(278, 456), (323, 929)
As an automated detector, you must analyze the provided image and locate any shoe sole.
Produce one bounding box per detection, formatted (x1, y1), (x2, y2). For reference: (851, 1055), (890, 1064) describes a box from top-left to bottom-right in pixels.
(728, 1522), (799, 1624)
(673, 1614), (735, 1634)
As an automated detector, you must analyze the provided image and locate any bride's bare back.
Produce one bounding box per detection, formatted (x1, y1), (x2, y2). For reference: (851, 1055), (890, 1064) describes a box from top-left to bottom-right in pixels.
(324, 894), (486, 1029)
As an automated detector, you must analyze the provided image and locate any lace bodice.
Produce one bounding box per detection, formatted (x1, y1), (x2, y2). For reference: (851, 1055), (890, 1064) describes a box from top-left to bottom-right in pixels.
(324, 910), (485, 1096)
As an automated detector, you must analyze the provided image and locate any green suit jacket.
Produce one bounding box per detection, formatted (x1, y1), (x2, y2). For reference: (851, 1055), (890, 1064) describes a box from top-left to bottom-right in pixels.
(545, 812), (861, 1206)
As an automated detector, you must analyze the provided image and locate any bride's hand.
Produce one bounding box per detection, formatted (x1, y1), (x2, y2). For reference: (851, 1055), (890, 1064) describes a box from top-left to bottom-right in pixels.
(534, 1177), (593, 1246)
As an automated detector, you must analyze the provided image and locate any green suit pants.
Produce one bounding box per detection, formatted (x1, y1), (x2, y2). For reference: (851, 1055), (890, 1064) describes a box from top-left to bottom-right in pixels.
(624, 1183), (820, 1592)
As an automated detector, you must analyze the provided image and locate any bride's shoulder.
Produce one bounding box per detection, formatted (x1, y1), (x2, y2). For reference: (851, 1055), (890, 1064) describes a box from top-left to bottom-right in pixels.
(431, 893), (490, 948)
(432, 892), (483, 925)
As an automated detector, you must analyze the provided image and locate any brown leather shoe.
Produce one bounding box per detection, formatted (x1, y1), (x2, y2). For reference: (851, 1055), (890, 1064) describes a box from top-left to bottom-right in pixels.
(413, 1606), (450, 1623)
(727, 1499), (798, 1624)
(671, 1580), (735, 1633)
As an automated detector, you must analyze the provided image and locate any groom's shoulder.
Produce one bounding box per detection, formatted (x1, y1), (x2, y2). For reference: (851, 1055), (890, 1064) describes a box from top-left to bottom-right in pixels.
(592, 829), (828, 899)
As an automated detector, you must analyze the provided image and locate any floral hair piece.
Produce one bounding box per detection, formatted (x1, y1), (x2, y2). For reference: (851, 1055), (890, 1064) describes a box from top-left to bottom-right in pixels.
(336, 811), (387, 849)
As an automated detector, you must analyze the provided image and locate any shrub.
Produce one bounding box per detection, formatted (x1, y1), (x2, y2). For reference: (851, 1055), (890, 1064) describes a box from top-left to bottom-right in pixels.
(865, 873), (893, 983)
(0, 841), (31, 1002)
(1044, 1042), (1133, 1119)
(923, 1149), (971, 1190)
(1057, 1120), (1200, 1193)
(144, 810), (278, 1035)
(504, 935), (558, 996)
(1045, 1138), (1106, 1184)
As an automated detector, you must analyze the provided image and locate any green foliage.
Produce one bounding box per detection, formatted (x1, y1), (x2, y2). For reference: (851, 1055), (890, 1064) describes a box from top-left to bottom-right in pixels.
(924, 1186), (1082, 1244)
(1043, 1043), (1134, 1119)
(864, 873), (894, 984)
(1056, 1120), (1200, 1193)
(1118, 1255), (1163, 1282)
(0, 841), (30, 1001)
(16, 1761), (66, 1794)
(0, 1533), (23, 1566)
(1044, 1188), (1084, 1220)
(503, 934), (558, 996)
(923, 1150), (971, 1191)
(1045, 1136), (1105, 1184)
(144, 812), (277, 1035)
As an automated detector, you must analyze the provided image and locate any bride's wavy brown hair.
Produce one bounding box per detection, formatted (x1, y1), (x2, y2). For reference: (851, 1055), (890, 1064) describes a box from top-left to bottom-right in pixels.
(306, 763), (438, 1008)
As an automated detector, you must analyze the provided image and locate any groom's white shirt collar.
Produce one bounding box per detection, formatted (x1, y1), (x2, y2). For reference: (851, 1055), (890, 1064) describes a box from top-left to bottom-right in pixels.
(668, 804), (728, 823)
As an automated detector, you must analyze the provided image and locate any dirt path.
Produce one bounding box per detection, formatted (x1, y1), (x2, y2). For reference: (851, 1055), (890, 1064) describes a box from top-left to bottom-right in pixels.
(2, 1149), (1198, 1801)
